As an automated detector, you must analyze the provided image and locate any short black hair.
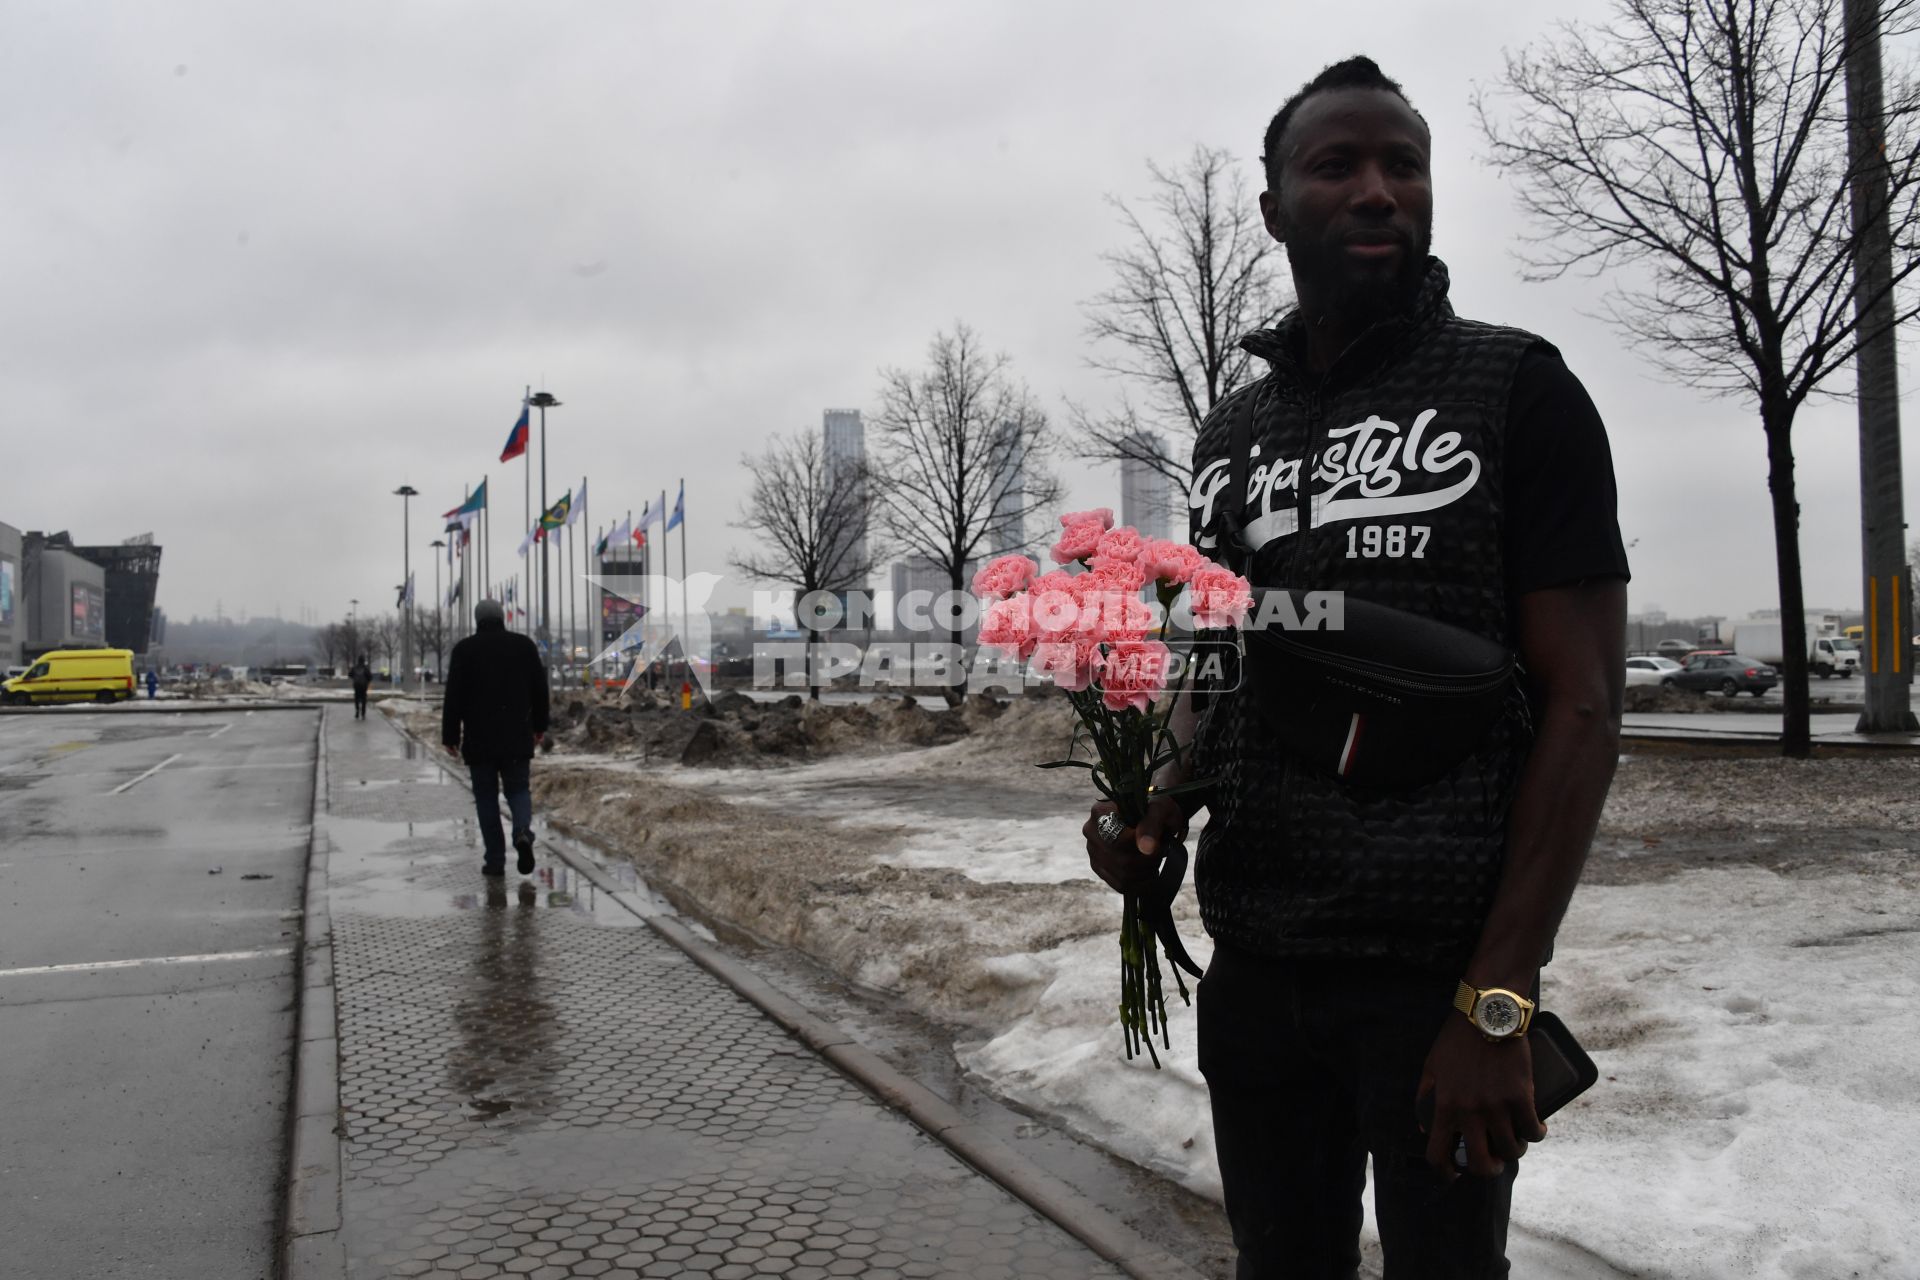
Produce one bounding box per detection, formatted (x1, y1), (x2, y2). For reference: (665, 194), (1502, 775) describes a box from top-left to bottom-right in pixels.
(1261, 56), (1423, 191)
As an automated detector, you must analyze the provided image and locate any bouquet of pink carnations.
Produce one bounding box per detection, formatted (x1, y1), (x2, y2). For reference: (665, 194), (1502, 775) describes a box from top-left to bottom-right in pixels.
(973, 508), (1253, 1064)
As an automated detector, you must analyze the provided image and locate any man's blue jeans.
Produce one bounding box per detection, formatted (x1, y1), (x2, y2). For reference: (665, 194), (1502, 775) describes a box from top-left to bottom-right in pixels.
(466, 758), (533, 871)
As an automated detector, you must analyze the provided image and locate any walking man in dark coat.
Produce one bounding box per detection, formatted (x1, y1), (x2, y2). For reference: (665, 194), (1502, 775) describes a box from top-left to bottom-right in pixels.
(349, 655), (373, 720)
(442, 599), (550, 877)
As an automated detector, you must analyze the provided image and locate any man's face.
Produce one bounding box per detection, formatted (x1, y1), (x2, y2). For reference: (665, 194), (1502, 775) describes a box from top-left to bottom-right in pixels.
(1260, 87), (1433, 320)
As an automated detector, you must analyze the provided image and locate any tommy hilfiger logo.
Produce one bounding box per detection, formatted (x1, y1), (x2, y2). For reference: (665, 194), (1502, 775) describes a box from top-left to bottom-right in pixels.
(1193, 408), (1483, 552)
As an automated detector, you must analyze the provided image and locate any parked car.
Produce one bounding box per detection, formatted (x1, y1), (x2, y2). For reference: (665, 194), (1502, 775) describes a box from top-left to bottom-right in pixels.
(1, 649), (138, 705)
(1655, 639), (1696, 660)
(1665, 653), (1778, 696)
(1626, 656), (1684, 686)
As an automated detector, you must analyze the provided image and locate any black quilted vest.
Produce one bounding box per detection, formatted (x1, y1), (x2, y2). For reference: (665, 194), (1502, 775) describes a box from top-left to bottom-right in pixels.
(1189, 260), (1542, 970)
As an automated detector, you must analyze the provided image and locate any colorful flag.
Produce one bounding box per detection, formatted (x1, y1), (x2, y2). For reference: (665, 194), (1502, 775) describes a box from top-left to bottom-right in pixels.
(666, 480), (684, 532)
(539, 491), (572, 531)
(442, 479), (488, 520)
(500, 405), (530, 463)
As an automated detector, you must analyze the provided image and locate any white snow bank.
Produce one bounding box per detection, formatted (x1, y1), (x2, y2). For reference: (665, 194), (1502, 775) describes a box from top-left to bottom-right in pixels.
(959, 860), (1920, 1279)
(694, 752), (1920, 1277)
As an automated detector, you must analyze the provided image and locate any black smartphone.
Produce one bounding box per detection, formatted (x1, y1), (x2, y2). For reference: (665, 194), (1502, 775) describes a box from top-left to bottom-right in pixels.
(1414, 1011), (1599, 1169)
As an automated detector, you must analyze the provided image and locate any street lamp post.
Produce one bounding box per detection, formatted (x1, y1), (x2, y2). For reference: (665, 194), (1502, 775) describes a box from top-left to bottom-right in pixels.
(429, 538), (446, 681)
(528, 390), (561, 678)
(395, 485), (419, 691)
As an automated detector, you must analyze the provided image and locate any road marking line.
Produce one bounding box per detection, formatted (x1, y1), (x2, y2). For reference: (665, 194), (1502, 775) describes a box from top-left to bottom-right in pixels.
(110, 753), (182, 794)
(0, 947), (293, 978)
(208, 723), (235, 739)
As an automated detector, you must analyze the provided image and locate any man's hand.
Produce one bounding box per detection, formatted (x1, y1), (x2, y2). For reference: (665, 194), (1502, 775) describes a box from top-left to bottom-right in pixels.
(533, 731), (544, 745)
(1082, 796), (1187, 895)
(1417, 1016), (1545, 1178)
(443, 742), (460, 761)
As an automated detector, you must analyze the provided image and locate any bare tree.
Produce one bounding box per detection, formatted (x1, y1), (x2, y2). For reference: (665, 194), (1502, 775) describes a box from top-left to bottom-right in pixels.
(369, 614), (400, 680)
(1072, 145), (1292, 516)
(1477, 0), (1920, 756)
(339, 619), (365, 673)
(869, 324), (1062, 692)
(412, 605), (448, 681)
(730, 429), (877, 700)
(313, 623), (343, 672)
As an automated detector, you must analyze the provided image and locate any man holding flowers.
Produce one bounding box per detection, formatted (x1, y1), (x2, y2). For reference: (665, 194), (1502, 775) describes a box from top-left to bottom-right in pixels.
(1076, 56), (1629, 1278)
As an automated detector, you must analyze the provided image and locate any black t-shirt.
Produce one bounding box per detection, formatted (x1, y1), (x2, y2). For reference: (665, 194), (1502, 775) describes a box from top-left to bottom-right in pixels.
(1503, 347), (1632, 593)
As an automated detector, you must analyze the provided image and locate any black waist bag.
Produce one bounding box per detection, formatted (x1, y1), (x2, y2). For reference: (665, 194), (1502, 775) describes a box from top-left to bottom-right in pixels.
(1239, 588), (1519, 791)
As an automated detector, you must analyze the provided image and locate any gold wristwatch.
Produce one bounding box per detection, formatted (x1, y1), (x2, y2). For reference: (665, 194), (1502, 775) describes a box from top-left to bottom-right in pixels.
(1453, 981), (1535, 1041)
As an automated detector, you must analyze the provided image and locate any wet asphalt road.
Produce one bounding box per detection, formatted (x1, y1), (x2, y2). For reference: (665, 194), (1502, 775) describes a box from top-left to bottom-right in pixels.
(0, 708), (317, 1280)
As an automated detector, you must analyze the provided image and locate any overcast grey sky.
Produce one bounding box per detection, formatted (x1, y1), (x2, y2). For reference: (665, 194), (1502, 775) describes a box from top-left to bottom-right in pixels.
(3, 0), (1913, 627)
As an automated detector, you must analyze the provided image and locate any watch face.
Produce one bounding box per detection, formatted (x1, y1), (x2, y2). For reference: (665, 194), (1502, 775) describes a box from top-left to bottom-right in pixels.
(1475, 993), (1523, 1038)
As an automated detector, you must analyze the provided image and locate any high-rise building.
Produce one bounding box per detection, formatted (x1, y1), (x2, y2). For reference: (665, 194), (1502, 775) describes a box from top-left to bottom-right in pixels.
(888, 554), (979, 641)
(1120, 431), (1177, 541)
(988, 421), (1026, 557)
(822, 408), (868, 595)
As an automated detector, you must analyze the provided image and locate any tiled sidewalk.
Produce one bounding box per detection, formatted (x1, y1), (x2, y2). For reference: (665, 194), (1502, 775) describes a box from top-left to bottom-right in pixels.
(318, 707), (1135, 1280)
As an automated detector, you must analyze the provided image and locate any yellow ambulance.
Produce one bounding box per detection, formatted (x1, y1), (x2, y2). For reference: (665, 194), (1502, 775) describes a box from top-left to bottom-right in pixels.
(1, 649), (137, 705)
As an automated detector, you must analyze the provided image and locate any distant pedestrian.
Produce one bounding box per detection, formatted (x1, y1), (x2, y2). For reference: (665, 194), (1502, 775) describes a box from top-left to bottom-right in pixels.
(441, 599), (550, 877)
(145, 669), (158, 700)
(349, 655), (373, 720)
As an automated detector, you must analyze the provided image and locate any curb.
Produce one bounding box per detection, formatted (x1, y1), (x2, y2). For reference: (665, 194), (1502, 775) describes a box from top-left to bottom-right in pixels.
(388, 713), (1203, 1280)
(283, 708), (347, 1280)
(0, 701), (320, 716)
(1620, 729), (1920, 753)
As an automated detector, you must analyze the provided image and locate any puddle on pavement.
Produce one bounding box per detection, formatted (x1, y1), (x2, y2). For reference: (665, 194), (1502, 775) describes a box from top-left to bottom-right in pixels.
(326, 812), (640, 926)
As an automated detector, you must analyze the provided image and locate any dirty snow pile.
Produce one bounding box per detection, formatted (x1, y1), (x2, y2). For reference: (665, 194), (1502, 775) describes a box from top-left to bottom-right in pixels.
(532, 728), (1920, 1280)
(537, 686), (1071, 768)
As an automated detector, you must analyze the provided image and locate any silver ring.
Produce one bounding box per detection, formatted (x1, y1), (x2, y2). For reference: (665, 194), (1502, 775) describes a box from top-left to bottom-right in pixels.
(1097, 812), (1127, 843)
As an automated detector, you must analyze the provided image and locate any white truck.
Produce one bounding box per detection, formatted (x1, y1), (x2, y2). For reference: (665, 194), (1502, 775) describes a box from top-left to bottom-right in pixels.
(1727, 622), (1860, 678)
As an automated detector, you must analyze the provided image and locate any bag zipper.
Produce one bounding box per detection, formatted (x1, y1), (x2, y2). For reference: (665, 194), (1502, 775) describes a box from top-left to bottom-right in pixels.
(1249, 629), (1512, 696)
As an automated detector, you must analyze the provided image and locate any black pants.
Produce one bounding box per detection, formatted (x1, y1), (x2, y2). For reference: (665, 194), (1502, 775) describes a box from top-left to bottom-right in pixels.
(1198, 945), (1517, 1280)
(467, 757), (533, 871)
(352, 688), (368, 718)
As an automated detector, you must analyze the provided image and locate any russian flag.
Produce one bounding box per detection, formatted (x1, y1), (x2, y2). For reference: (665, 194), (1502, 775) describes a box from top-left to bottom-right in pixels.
(499, 404), (530, 463)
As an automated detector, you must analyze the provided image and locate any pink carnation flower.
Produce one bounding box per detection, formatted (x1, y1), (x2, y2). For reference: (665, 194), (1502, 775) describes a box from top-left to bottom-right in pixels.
(971, 553), (1039, 600)
(1188, 564), (1255, 628)
(1031, 637), (1104, 692)
(977, 595), (1036, 660)
(1050, 520), (1105, 564)
(1085, 557), (1147, 595)
(1075, 580), (1154, 640)
(1058, 507), (1115, 531)
(1098, 638), (1173, 713)
(1140, 539), (1210, 587)
(1023, 572), (1079, 637)
(1087, 527), (1146, 574)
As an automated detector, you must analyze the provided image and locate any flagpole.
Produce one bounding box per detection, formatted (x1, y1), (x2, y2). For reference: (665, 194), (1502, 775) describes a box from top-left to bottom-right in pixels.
(658, 488), (668, 686)
(574, 485), (584, 687)
(593, 522), (604, 683)
(560, 514), (568, 687)
(678, 479), (690, 695)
